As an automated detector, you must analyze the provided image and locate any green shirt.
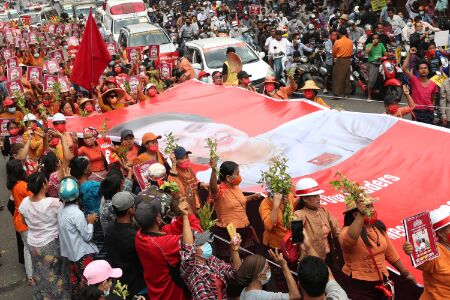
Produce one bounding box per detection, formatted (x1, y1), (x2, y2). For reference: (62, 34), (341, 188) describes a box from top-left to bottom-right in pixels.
(367, 43), (386, 63)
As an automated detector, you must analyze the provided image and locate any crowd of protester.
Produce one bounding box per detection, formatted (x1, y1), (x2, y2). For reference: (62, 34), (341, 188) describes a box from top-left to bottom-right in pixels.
(0, 0), (450, 300)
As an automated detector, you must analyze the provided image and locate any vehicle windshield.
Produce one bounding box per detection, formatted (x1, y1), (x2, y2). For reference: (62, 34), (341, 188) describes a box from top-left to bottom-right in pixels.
(113, 16), (148, 34)
(129, 29), (170, 47)
(75, 7), (94, 19)
(9, 12), (19, 19)
(64, 8), (73, 17)
(204, 44), (259, 69)
(0, 15), (8, 22)
(22, 13), (40, 24)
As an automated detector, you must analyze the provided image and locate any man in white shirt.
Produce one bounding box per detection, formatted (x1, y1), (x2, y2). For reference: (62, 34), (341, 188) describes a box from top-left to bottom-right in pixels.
(402, 18), (415, 46)
(387, 7), (406, 43)
(268, 30), (292, 81)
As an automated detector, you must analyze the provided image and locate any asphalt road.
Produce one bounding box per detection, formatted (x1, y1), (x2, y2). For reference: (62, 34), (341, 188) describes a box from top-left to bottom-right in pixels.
(0, 93), (387, 299)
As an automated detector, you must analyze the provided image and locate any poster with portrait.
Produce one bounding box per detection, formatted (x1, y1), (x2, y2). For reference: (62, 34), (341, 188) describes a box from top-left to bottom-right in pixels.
(26, 66), (43, 83)
(44, 59), (61, 74)
(7, 67), (22, 81)
(0, 118), (10, 136)
(58, 76), (70, 93)
(115, 74), (128, 90)
(128, 76), (140, 95)
(157, 51), (179, 68)
(126, 46), (142, 62)
(2, 48), (12, 60)
(3, 28), (14, 43)
(47, 23), (56, 34)
(158, 62), (172, 79)
(96, 136), (119, 165)
(403, 212), (439, 267)
(43, 75), (58, 92)
(64, 23), (72, 35)
(133, 160), (157, 190)
(28, 32), (38, 44)
(148, 45), (159, 60)
(55, 24), (65, 36)
(6, 57), (18, 69)
(249, 4), (261, 15)
(67, 36), (79, 47)
(106, 42), (117, 56)
(49, 49), (66, 63)
(20, 15), (31, 27)
(5, 79), (24, 96)
(19, 40), (27, 51)
(14, 35), (21, 48)
(0, 22), (5, 31)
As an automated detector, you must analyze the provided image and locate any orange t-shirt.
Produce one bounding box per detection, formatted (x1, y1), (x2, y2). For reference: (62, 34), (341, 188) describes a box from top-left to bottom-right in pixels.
(12, 181), (32, 232)
(133, 150), (165, 166)
(259, 195), (295, 248)
(418, 243), (450, 300)
(78, 145), (105, 172)
(332, 36), (354, 58)
(126, 144), (140, 165)
(212, 183), (249, 228)
(339, 226), (400, 281)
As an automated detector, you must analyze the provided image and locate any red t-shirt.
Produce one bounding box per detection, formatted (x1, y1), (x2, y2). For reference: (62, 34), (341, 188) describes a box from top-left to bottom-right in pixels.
(135, 230), (187, 300)
(162, 214), (203, 235)
(410, 76), (438, 110)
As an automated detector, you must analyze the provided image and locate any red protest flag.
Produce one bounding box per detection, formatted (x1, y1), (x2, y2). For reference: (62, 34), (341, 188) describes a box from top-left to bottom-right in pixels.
(70, 9), (111, 91)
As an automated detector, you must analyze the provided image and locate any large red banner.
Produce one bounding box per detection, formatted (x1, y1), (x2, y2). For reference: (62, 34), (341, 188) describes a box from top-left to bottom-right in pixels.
(62, 80), (450, 283)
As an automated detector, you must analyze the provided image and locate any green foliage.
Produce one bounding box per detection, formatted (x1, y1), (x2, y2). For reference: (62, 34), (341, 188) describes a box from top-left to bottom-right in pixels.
(160, 181), (180, 193)
(198, 203), (217, 231)
(52, 82), (62, 103)
(163, 132), (179, 154)
(12, 91), (29, 115)
(112, 280), (129, 300)
(205, 138), (220, 173)
(123, 80), (131, 94)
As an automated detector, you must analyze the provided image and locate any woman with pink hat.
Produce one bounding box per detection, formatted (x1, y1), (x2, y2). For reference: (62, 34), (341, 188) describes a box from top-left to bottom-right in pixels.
(403, 206), (450, 300)
(80, 260), (123, 299)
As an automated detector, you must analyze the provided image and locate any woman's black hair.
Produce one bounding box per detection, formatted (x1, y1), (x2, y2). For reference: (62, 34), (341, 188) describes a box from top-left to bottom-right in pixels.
(7, 120), (19, 130)
(100, 174), (122, 200)
(70, 156), (90, 179)
(74, 285), (102, 300)
(42, 152), (59, 180)
(27, 172), (47, 195)
(6, 159), (27, 190)
(218, 161), (239, 183)
(344, 208), (387, 248)
(296, 196), (306, 210)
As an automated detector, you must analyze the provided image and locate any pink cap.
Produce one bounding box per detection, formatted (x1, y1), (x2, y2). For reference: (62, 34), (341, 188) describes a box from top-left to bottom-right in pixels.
(83, 260), (122, 285)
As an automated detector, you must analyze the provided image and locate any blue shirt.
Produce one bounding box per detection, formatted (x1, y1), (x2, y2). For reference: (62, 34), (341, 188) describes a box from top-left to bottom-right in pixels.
(58, 204), (98, 262)
(79, 180), (101, 215)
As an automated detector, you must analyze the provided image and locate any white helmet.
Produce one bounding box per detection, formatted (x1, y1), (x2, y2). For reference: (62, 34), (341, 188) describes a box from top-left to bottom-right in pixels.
(52, 113), (66, 123)
(430, 206), (450, 231)
(295, 178), (324, 197)
(24, 113), (37, 122)
(231, 20), (238, 27)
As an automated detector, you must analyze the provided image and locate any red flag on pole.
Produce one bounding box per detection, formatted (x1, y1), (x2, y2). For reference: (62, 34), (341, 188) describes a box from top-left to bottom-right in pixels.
(70, 9), (111, 91)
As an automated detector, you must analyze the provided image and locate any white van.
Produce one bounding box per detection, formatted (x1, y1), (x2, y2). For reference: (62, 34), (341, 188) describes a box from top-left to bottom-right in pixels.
(102, 0), (150, 42)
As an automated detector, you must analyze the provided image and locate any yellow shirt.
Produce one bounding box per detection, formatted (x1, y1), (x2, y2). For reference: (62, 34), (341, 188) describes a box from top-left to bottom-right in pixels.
(418, 243), (450, 300)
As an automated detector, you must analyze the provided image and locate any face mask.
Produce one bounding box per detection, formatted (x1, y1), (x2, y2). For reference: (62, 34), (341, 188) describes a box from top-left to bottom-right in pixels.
(260, 271), (271, 285)
(407, 22), (413, 28)
(49, 137), (59, 147)
(30, 122), (38, 130)
(54, 123), (66, 133)
(42, 99), (51, 107)
(34, 53), (39, 58)
(309, 30), (315, 34)
(419, 11), (424, 15)
(363, 211), (378, 225)
(63, 45), (68, 49)
(9, 128), (19, 136)
(304, 90), (315, 99)
(7, 107), (16, 113)
(178, 159), (191, 170)
(85, 104), (94, 112)
(200, 242), (213, 259)
(200, 77), (209, 83)
(230, 175), (242, 186)
(428, 50), (436, 56)
(242, 78), (251, 85)
(147, 89), (157, 97)
(387, 104), (399, 114)
(148, 144), (158, 152)
(366, 30), (372, 36)
(114, 67), (121, 73)
(265, 84), (275, 92)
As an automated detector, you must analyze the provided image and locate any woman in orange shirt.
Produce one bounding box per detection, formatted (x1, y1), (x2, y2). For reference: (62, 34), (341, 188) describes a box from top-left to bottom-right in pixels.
(6, 159), (33, 284)
(403, 206), (450, 300)
(339, 198), (416, 299)
(132, 132), (166, 166)
(209, 160), (263, 261)
(78, 128), (106, 181)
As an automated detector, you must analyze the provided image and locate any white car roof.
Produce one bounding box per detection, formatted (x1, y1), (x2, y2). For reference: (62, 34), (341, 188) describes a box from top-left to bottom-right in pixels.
(187, 37), (246, 49)
(123, 23), (161, 34)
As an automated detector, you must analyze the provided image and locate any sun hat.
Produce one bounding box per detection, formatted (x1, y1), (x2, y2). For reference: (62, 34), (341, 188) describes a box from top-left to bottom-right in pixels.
(295, 178), (324, 197)
(142, 132), (162, 145)
(264, 76), (277, 84)
(300, 80), (320, 90)
(430, 206), (450, 231)
(83, 260), (122, 285)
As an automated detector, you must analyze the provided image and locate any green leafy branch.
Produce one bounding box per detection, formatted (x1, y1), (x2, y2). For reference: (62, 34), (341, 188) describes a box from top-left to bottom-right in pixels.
(52, 82), (62, 104)
(160, 181), (180, 193)
(123, 80), (131, 94)
(206, 138), (220, 173)
(112, 280), (129, 300)
(198, 203), (217, 231)
(163, 132), (179, 154)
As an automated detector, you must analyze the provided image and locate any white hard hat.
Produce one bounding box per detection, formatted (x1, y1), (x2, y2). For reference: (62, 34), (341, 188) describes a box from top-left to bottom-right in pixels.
(308, 23), (315, 30)
(232, 20), (238, 27)
(148, 8), (154, 13)
(52, 113), (66, 122)
(295, 178), (324, 197)
(354, 6), (360, 13)
(146, 163), (166, 179)
(24, 113), (37, 122)
(430, 206), (450, 231)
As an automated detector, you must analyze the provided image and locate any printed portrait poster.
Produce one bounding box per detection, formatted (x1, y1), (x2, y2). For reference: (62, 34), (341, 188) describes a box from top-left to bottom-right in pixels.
(3, 28), (14, 42)
(44, 59), (61, 74)
(26, 66), (43, 83)
(64, 23), (72, 35)
(115, 75), (128, 90)
(148, 45), (159, 60)
(128, 76), (140, 95)
(20, 15), (31, 27)
(2, 48), (12, 60)
(96, 137), (119, 165)
(0, 118), (10, 136)
(47, 23), (56, 34)
(249, 4), (261, 15)
(126, 47), (142, 62)
(19, 40), (27, 51)
(55, 24), (65, 36)
(14, 35), (21, 48)
(403, 212), (440, 267)
(106, 42), (117, 56)
(43, 75), (58, 92)
(7, 67), (22, 81)
(58, 76), (70, 93)
(49, 49), (65, 63)
(72, 30), (81, 38)
(28, 32), (38, 44)
(5, 80), (24, 96)
(0, 22), (5, 31)
(159, 62), (172, 79)
(133, 160), (157, 190)
(67, 36), (79, 47)
(158, 51), (179, 68)
(72, 23), (79, 31)
(6, 57), (18, 69)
